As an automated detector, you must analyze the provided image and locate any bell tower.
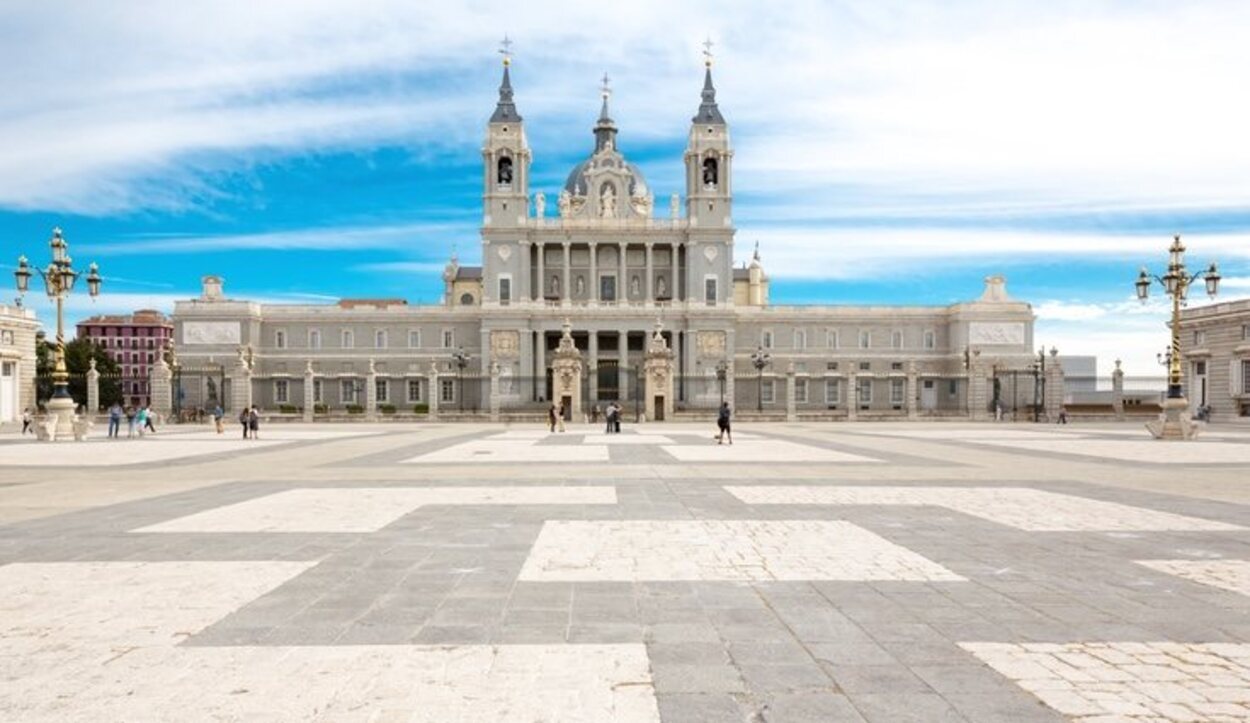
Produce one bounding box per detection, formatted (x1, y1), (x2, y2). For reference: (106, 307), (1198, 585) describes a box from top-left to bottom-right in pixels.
(483, 38), (530, 228)
(685, 40), (732, 229)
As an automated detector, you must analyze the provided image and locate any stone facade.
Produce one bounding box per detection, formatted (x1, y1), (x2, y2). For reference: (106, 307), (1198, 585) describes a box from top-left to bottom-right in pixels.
(0, 304), (38, 424)
(77, 309), (173, 407)
(170, 60), (1037, 419)
(1178, 298), (1250, 420)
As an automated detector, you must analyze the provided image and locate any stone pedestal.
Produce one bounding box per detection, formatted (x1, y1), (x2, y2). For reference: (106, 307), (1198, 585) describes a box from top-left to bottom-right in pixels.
(365, 359), (378, 420)
(551, 320), (584, 422)
(229, 348), (252, 413)
(86, 359), (100, 415)
(1147, 397), (1200, 439)
(969, 364), (990, 421)
(47, 395), (76, 439)
(1044, 358), (1065, 421)
(149, 358), (172, 421)
(643, 322), (674, 423)
(1111, 360), (1125, 421)
(303, 360), (315, 422)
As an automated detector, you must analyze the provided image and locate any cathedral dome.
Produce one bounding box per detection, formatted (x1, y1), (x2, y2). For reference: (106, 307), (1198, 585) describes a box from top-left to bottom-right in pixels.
(563, 158), (648, 197)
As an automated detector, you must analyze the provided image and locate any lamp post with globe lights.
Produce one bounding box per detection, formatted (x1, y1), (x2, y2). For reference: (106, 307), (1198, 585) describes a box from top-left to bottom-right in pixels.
(14, 227), (102, 438)
(750, 346), (771, 412)
(1134, 234), (1220, 438)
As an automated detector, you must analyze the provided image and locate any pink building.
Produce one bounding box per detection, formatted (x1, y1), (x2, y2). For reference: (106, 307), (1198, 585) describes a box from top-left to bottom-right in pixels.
(76, 309), (174, 406)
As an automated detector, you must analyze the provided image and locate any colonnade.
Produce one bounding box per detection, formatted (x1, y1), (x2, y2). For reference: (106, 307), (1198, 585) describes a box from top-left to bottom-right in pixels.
(530, 241), (682, 303)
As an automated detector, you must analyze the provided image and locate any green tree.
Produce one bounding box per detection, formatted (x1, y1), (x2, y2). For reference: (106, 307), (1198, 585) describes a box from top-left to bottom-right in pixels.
(35, 336), (122, 409)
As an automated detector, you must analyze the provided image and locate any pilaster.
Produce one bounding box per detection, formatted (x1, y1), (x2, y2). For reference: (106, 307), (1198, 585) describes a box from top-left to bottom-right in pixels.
(1112, 359), (1125, 421)
(785, 362), (797, 422)
(86, 358), (100, 415)
(489, 361), (501, 422)
(366, 358), (378, 420)
(847, 372), (858, 421)
(149, 358), (172, 421)
(303, 360), (315, 422)
(1044, 357), (1065, 420)
(427, 360), (440, 421)
(905, 361), (918, 420)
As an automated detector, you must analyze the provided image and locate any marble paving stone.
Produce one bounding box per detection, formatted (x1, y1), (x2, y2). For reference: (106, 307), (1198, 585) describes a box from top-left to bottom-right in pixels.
(517, 520), (964, 582)
(133, 486), (617, 533)
(403, 439), (610, 463)
(961, 641), (1250, 722)
(662, 439), (881, 464)
(972, 437), (1250, 464)
(726, 486), (1242, 531)
(1138, 560), (1250, 598)
(0, 438), (286, 466)
(582, 435), (676, 445)
(0, 561), (659, 722)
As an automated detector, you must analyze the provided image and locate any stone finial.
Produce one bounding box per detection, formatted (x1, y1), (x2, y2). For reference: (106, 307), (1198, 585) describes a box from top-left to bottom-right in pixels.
(561, 318), (572, 340)
(490, 361), (501, 376)
(305, 359), (314, 375)
(1114, 359), (1122, 372)
(201, 275), (224, 301)
(88, 357), (97, 371)
(977, 275), (1012, 303)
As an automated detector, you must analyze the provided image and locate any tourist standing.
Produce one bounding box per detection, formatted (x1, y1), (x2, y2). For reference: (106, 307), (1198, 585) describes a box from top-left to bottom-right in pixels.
(135, 406), (147, 437)
(238, 407), (249, 439)
(717, 401), (733, 445)
(248, 405), (260, 439)
(107, 402), (122, 438)
(548, 402), (558, 433)
(125, 406), (137, 438)
(555, 401), (566, 433)
(604, 403), (614, 434)
(212, 404), (224, 434)
(21, 407), (32, 435)
(614, 403), (622, 433)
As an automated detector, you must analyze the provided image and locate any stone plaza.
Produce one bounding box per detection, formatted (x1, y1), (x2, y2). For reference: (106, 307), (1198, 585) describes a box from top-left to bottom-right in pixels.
(2, 420), (1249, 722)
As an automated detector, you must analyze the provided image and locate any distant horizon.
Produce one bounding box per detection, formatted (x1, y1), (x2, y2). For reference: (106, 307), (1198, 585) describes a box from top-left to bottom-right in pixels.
(2, 2), (1248, 376)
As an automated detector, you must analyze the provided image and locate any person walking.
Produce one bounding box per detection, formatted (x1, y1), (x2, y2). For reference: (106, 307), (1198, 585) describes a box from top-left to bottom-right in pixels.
(107, 402), (122, 438)
(212, 404), (224, 434)
(717, 401), (733, 445)
(135, 406), (147, 437)
(555, 401), (567, 433)
(143, 405), (157, 434)
(614, 402), (622, 433)
(125, 406), (137, 438)
(604, 402), (614, 434)
(238, 407), (249, 439)
(248, 405), (260, 439)
(21, 407), (32, 435)
(548, 402), (558, 433)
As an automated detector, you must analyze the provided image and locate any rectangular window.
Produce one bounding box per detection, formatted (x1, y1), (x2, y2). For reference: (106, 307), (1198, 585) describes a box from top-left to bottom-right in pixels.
(890, 378), (905, 405)
(891, 330), (903, 349)
(408, 330), (421, 348)
(375, 378), (389, 403)
(147, 353), (154, 363)
(341, 330), (354, 348)
(825, 378), (840, 404)
(313, 379), (323, 403)
(375, 330), (387, 349)
(1194, 330), (1206, 345)
(948, 379), (958, 396)
(407, 379), (423, 403)
(857, 377), (873, 405)
(309, 329), (322, 349)
(275, 330), (286, 349)
(859, 330), (871, 349)
(704, 278), (717, 306)
(890, 362), (903, 371)
(761, 330), (774, 349)
(440, 378), (455, 403)
(760, 379), (775, 404)
(442, 329), (454, 348)
(499, 277), (511, 306)
(1243, 360), (1250, 395)
(858, 361), (871, 371)
(826, 362), (839, 371)
(794, 330), (807, 350)
(1243, 324), (1250, 341)
(341, 379), (358, 404)
(274, 379), (289, 404)
(794, 378), (808, 403)
(924, 330), (936, 349)
(827, 330), (839, 349)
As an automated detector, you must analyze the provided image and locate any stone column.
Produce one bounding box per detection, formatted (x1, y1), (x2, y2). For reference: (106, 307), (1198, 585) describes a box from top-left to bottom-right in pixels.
(618, 242), (628, 303)
(847, 372), (858, 421)
(645, 242), (654, 304)
(303, 360), (315, 422)
(149, 358), (172, 422)
(588, 331), (599, 405)
(230, 348), (252, 414)
(589, 242), (598, 301)
(1044, 356), (1065, 420)
(427, 360), (440, 421)
(365, 358), (378, 420)
(671, 242), (680, 301)
(968, 362), (989, 421)
(535, 329), (547, 402)
(618, 330), (628, 401)
(1112, 359), (1125, 421)
(785, 362), (797, 422)
(562, 242), (571, 305)
(87, 358), (100, 415)
(535, 242), (545, 301)
(489, 361), (501, 422)
(906, 361), (918, 420)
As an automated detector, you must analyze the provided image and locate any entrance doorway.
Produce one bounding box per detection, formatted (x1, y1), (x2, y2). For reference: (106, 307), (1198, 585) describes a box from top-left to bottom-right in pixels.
(920, 379), (937, 411)
(1191, 360), (1208, 416)
(0, 361), (15, 422)
(653, 395), (665, 421)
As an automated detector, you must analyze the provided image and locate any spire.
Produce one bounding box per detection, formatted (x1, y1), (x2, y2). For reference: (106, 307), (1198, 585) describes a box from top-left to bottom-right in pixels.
(693, 37), (725, 125)
(593, 72), (618, 152)
(490, 36), (521, 123)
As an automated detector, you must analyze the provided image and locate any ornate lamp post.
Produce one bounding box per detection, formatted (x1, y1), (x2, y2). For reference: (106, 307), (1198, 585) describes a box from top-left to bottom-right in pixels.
(750, 346), (771, 412)
(715, 359), (729, 404)
(451, 347), (470, 412)
(15, 227), (102, 437)
(1135, 234), (1219, 438)
(1028, 346), (1057, 422)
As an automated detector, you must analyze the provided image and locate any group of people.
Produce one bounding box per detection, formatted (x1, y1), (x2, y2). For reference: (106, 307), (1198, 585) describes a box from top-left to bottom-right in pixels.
(238, 405), (261, 439)
(105, 402), (158, 438)
(601, 402), (623, 434)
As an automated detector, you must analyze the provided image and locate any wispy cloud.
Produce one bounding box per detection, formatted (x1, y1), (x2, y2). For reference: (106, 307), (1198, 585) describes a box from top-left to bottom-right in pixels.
(83, 222), (472, 256)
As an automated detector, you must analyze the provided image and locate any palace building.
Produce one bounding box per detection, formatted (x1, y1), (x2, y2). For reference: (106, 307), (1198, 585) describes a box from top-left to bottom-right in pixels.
(170, 54), (1040, 421)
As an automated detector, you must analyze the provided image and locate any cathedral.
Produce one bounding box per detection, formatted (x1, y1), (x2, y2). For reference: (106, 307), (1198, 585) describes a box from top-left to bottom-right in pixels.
(170, 52), (1038, 421)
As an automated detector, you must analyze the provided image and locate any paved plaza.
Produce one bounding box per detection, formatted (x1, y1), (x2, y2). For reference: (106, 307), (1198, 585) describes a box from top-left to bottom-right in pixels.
(1, 420), (1249, 722)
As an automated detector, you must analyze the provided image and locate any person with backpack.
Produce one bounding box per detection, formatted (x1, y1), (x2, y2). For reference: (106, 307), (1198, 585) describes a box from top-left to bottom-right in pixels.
(239, 407), (249, 439)
(717, 401), (733, 445)
(107, 402), (122, 438)
(248, 405), (260, 439)
(212, 404), (224, 434)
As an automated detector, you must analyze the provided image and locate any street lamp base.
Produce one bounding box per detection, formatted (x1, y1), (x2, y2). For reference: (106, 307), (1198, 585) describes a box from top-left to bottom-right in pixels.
(1146, 397), (1200, 440)
(46, 396), (78, 441)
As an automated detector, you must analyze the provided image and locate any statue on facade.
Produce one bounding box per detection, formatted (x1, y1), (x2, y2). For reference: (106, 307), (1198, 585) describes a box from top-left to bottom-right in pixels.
(600, 184), (617, 218)
(534, 192), (545, 219)
(558, 190), (571, 218)
(656, 276), (667, 298)
(550, 274), (561, 296)
(575, 276), (585, 295)
(630, 275), (641, 296)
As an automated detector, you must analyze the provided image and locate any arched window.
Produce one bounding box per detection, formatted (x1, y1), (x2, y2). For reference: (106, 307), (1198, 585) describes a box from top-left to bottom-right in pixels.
(497, 156), (513, 186)
(701, 156), (718, 187)
(460, 292), (475, 306)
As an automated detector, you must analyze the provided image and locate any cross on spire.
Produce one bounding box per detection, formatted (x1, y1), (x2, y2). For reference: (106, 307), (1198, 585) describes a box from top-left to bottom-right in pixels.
(600, 72), (611, 98)
(498, 35), (513, 66)
(702, 36), (714, 67)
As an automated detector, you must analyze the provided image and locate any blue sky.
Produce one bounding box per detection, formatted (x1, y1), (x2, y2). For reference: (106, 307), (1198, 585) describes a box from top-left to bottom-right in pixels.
(2, 1), (1249, 375)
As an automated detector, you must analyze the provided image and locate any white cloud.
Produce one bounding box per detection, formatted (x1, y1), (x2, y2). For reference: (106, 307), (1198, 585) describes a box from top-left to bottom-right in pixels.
(83, 222), (472, 256)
